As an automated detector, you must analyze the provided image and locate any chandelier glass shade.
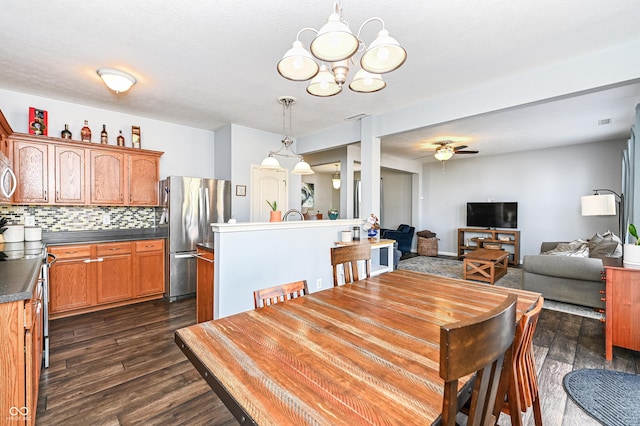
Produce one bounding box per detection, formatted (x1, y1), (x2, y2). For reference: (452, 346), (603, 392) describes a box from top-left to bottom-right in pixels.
(434, 145), (454, 161)
(96, 68), (137, 93)
(259, 97), (315, 175)
(277, 2), (406, 97)
(332, 164), (341, 189)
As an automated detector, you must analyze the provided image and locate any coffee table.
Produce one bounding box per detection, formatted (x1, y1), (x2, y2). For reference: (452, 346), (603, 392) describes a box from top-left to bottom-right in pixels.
(463, 248), (510, 284)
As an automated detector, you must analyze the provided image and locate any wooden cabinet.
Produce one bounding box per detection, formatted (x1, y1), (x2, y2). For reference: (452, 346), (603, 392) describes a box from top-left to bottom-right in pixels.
(457, 228), (521, 265)
(90, 150), (125, 205)
(196, 246), (214, 323)
(54, 145), (86, 204)
(129, 154), (159, 205)
(134, 239), (165, 297)
(48, 239), (165, 319)
(96, 242), (133, 304)
(604, 265), (640, 360)
(0, 266), (44, 425)
(12, 139), (50, 203)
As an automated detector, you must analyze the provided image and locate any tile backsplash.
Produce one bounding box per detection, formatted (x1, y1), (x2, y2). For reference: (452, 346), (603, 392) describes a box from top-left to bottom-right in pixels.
(0, 205), (159, 232)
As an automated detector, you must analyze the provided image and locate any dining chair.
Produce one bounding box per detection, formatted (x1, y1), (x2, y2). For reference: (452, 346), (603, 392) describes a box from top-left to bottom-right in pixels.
(500, 296), (544, 426)
(330, 243), (371, 286)
(439, 293), (517, 426)
(253, 280), (309, 309)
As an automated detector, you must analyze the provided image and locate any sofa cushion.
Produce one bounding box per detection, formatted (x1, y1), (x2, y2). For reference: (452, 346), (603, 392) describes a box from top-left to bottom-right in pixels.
(588, 231), (622, 259)
(543, 239), (589, 257)
(523, 255), (604, 282)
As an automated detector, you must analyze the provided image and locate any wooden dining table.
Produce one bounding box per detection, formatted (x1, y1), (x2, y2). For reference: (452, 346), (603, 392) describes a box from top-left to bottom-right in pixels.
(175, 270), (541, 426)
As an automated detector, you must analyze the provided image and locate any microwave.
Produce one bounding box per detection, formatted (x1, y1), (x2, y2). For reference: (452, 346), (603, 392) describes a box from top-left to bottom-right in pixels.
(0, 150), (16, 204)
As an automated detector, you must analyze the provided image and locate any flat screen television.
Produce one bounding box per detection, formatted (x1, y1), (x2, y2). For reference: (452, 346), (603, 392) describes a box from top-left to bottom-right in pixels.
(466, 202), (518, 229)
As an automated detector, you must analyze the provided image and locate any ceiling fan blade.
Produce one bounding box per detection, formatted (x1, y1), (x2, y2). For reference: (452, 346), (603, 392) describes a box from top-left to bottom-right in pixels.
(453, 145), (468, 151)
(455, 150), (479, 154)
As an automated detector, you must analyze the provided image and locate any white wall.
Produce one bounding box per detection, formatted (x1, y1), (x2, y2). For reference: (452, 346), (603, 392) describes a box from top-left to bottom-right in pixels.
(423, 140), (625, 259)
(381, 169), (413, 229)
(0, 88), (215, 179)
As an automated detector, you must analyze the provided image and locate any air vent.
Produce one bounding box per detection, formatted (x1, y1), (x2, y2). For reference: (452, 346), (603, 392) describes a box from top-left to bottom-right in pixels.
(345, 113), (369, 121)
(598, 118), (611, 125)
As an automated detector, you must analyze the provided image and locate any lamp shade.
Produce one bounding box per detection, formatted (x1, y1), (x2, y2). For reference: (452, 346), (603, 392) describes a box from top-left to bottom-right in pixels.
(332, 173), (341, 189)
(349, 69), (385, 93)
(260, 155), (281, 170)
(277, 40), (319, 81)
(360, 29), (407, 74)
(291, 160), (314, 175)
(96, 68), (137, 93)
(310, 13), (359, 62)
(307, 65), (341, 97)
(581, 194), (616, 216)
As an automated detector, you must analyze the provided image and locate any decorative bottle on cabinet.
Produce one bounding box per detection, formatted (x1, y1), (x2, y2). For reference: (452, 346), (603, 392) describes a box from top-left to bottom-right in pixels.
(100, 124), (108, 144)
(80, 120), (92, 142)
(117, 130), (125, 147)
(61, 124), (72, 140)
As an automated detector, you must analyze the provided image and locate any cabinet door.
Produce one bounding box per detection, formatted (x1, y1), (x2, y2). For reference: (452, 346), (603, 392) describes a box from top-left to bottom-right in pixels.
(134, 240), (165, 297)
(90, 150), (125, 204)
(55, 145), (86, 204)
(196, 248), (214, 323)
(129, 154), (159, 205)
(48, 245), (94, 314)
(12, 139), (50, 203)
(96, 242), (133, 304)
(25, 281), (43, 424)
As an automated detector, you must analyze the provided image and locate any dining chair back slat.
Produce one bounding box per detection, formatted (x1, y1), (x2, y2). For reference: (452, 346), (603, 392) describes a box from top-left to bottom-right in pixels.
(501, 296), (544, 426)
(330, 243), (371, 286)
(253, 280), (309, 309)
(439, 294), (517, 426)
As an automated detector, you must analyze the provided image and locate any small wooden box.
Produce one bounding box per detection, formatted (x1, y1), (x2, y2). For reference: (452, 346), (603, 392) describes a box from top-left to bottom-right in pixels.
(418, 237), (438, 256)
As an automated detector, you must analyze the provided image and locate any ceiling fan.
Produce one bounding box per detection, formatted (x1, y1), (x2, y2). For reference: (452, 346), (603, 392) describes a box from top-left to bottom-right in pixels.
(414, 140), (479, 161)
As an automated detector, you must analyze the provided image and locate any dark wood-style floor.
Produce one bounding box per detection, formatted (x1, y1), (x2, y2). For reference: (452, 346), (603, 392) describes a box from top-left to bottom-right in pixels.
(37, 298), (639, 425)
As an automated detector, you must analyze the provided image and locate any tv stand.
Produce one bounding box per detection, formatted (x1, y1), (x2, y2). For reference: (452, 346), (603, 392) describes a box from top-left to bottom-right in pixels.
(457, 228), (521, 266)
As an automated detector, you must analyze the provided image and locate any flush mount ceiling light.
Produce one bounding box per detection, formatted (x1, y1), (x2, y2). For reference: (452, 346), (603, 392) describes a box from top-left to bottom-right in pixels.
(277, 1), (406, 97)
(96, 68), (137, 93)
(260, 97), (315, 175)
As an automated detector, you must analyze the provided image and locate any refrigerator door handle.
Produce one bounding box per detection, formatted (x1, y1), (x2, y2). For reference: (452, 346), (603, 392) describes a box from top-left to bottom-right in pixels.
(174, 253), (195, 259)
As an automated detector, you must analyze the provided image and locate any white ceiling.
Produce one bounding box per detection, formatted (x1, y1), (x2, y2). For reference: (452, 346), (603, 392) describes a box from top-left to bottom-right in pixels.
(2, 0), (640, 162)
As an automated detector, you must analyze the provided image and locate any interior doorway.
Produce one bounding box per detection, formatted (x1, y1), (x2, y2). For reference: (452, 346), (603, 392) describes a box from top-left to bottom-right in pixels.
(250, 166), (288, 222)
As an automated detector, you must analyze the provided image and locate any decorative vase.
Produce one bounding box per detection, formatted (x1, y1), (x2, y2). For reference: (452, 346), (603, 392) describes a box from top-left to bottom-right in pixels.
(328, 209), (339, 220)
(368, 229), (378, 238)
(623, 243), (640, 268)
(270, 211), (282, 222)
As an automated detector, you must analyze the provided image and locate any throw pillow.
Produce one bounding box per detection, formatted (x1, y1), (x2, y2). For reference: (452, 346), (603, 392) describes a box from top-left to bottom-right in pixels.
(543, 239), (590, 257)
(589, 230), (622, 259)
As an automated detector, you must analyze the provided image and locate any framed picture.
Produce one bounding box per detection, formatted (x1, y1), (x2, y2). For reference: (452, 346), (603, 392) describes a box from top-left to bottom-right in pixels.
(28, 107), (48, 136)
(236, 185), (246, 196)
(132, 125), (141, 148)
(301, 183), (314, 207)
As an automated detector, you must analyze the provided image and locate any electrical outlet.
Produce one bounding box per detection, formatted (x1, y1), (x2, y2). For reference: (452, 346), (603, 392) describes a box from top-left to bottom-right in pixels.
(102, 213), (111, 225)
(316, 278), (322, 289)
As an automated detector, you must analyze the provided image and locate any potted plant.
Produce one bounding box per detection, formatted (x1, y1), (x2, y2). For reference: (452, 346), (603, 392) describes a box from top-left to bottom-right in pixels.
(624, 224), (640, 267)
(267, 200), (281, 222)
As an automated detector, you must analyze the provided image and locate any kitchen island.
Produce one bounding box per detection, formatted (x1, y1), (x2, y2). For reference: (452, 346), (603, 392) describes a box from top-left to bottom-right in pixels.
(210, 219), (367, 319)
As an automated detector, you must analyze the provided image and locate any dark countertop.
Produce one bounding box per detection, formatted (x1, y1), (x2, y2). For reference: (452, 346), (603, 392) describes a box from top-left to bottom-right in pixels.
(0, 228), (168, 304)
(196, 242), (214, 251)
(0, 258), (42, 303)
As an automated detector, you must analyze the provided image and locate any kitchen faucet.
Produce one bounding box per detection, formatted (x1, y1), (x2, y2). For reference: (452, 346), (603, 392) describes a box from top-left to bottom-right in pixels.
(283, 209), (304, 221)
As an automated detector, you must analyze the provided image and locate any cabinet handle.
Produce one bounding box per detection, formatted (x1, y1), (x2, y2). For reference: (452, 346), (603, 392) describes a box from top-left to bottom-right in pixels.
(97, 257), (104, 262)
(120, 193), (124, 201)
(56, 190), (59, 201)
(600, 290), (605, 294)
(44, 189), (47, 201)
(83, 257), (105, 263)
(130, 194), (132, 202)
(600, 297), (606, 302)
(65, 251), (78, 254)
(109, 248), (121, 251)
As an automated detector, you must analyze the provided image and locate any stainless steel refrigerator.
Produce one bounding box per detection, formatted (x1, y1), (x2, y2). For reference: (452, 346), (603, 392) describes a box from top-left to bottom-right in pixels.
(159, 176), (231, 301)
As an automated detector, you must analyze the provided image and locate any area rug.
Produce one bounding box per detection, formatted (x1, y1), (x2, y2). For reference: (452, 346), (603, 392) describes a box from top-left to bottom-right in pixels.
(397, 256), (602, 319)
(563, 369), (640, 426)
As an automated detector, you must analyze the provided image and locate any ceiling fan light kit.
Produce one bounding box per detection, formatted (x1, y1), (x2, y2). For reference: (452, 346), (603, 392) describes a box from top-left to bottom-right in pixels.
(277, 1), (406, 97)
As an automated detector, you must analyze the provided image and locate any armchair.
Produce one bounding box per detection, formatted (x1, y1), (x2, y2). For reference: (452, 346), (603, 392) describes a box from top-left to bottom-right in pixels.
(381, 224), (415, 254)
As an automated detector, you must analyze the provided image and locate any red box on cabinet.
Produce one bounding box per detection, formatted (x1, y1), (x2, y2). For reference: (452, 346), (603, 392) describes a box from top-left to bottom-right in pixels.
(28, 107), (48, 136)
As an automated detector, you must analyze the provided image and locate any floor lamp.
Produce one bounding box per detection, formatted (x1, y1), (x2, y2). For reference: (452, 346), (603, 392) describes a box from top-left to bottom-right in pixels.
(580, 189), (625, 239)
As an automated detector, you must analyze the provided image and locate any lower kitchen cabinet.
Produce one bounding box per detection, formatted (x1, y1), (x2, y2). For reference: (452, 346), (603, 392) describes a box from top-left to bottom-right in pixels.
(48, 239), (165, 319)
(0, 268), (43, 425)
(196, 246), (214, 323)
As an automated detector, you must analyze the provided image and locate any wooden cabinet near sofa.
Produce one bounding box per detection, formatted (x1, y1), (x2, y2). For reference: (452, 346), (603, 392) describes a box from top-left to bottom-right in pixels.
(0, 265), (44, 425)
(48, 239), (165, 319)
(603, 264), (640, 360)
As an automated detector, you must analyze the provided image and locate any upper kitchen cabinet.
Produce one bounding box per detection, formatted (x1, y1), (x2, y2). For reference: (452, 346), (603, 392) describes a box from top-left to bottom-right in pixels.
(90, 150), (125, 205)
(13, 139), (50, 203)
(128, 153), (159, 205)
(55, 144), (86, 204)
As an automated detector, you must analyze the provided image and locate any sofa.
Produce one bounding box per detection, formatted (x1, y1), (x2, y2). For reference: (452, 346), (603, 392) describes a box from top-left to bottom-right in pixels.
(523, 234), (621, 309)
(381, 224), (415, 254)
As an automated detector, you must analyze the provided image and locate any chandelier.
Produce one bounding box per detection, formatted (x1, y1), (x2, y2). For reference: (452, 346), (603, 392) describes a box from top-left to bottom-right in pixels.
(277, 1), (407, 97)
(260, 97), (314, 175)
